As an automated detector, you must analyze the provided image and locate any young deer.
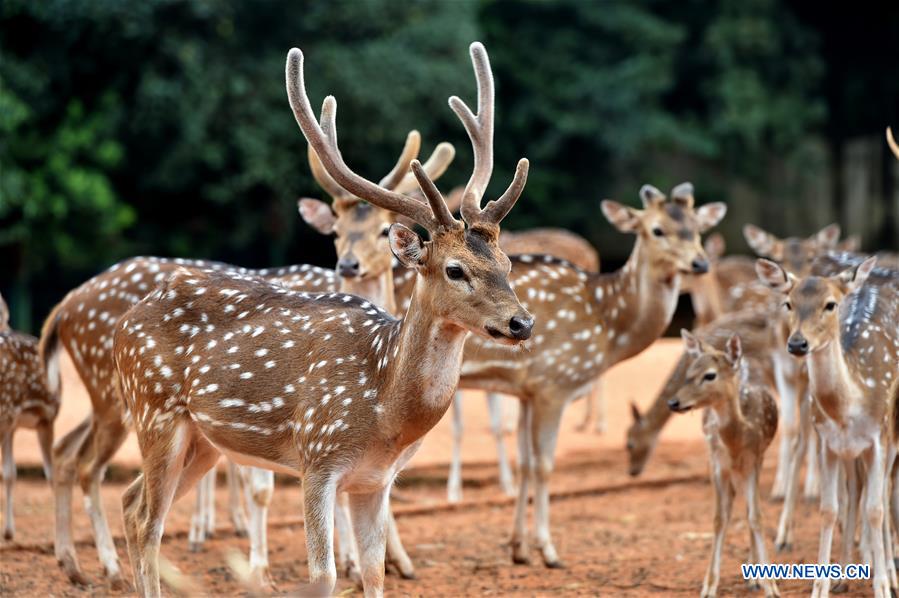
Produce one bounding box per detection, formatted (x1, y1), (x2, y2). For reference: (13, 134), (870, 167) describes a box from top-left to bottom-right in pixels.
(757, 256), (899, 598)
(416, 181), (727, 567)
(669, 331), (780, 598)
(0, 293), (58, 540)
(112, 42), (531, 597)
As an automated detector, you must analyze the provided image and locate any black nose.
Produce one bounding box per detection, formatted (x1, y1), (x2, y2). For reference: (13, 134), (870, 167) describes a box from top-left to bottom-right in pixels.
(508, 315), (534, 340)
(337, 257), (360, 278)
(787, 335), (809, 356)
(667, 399), (680, 411)
(691, 258), (709, 274)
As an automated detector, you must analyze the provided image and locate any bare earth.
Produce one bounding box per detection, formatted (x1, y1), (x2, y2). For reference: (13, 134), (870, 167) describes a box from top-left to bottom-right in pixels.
(1, 340), (870, 596)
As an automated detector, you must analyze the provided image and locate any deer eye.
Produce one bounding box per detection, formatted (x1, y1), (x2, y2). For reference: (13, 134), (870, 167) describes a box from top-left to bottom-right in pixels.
(703, 372), (717, 382)
(446, 264), (466, 280)
(380, 227), (390, 238)
(824, 301), (837, 312)
(652, 227), (665, 237)
(783, 301), (792, 311)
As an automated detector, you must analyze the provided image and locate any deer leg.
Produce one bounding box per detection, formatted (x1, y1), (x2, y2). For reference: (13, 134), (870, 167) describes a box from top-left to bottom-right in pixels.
(592, 379), (606, 434)
(226, 460), (248, 536)
(883, 450), (897, 590)
(78, 418), (130, 590)
(812, 447), (840, 598)
(335, 491), (362, 584)
(52, 416), (92, 585)
(36, 420), (54, 484)
(486, 392), (515, 496)
(203, 463), (216, 537)
(349, 486), (390, 598)
(385, 504), (415, 579)
(748, 464), (780, 597)
(189, 469), (214, 552)
(776, 392), (810, 551)
(771, 379), (798, 500)
(575, 384), (595, 432)
(240, 466), (275, 589)
(503, 395), (519, 434)
(804, 426), (821, 500)
(302, 471), (338, 595)
(511, 400), (533, 564)
(703, 464), (733, 598)
(2, 430), (15, 541)
(447, 390), (464, 503)
(532, 399), (566, 568)
(862, 443), (890, 598)
(833, 460), (859, 593)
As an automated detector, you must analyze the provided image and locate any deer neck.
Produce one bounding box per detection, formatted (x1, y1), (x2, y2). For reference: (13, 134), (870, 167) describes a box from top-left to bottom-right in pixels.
(805, 334), (854, 423)
(382, 278), (468, 445)
(688, 265), (724, 326)
(600, 238), (682, 365)
(340, 268), (397, 316)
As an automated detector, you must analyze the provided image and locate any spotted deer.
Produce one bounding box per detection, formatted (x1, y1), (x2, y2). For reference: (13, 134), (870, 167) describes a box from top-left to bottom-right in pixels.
(668, 331), (780, 598)
(111, 42), (531, 597)
(298, 131), (457, 582)
(391, 180), (726, 566)
(756, 256), (899, 598)
(0, 293), (58, 541)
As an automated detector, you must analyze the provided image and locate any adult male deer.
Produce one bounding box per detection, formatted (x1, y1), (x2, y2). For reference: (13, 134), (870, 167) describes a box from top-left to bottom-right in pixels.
(112, 41), (532, 597)
(0, 293), (58, 540)
(757, 256), (899, 598)
(668, 331), (780, 598)
(418, 180), (726, 566)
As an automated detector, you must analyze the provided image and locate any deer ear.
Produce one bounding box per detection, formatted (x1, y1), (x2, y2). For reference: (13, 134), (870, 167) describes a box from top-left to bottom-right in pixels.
(725, 334), (742, 365)
(814, 223), (841, 248)
(298, 198), (337, 235)
(704, 233), (726, 260)
(601, 200), (642, 233)
(837, 234), (861, 252)
(639, 184), (666, 208)
(630, 401), (643, 423)
(839, 256), (877, 293)
(744, 224), (783, 260)
(755, 259), (794, 294)
(388, 223), (427, 268)
(695, 202), (727, 233)
(680, 329), (702, 358)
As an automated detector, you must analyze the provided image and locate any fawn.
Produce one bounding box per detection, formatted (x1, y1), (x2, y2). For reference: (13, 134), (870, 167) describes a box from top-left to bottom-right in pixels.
(669, 331), (780, 598)
(0, 293), (58, 541)
(111, 41), (531, 597)
(757, 255), (899, 597)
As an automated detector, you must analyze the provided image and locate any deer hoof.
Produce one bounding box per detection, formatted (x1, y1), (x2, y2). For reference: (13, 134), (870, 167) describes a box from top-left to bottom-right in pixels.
(775, 541), (792, 553)
(189, 541), (203, 553)
(109, 574), (134, 593)
(831, 581), (848, 593)
(544, 558), (565, 569)
(59, 554), (91, 587)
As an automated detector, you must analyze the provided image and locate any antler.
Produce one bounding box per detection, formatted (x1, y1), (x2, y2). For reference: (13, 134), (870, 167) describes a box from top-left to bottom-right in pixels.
(888, 127), (899, 161)
(286, 48), (459, 231)
(448, 42), (529, 227)
(394, 142), (456, 194)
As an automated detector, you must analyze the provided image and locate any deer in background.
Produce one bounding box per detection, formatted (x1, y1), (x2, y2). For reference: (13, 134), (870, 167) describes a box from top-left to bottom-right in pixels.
(757, 256), (899, 598)
(0, 293), (58, 541)
(425, 180), (726, 567)
(112, 41), (531, 597)
(668, 331), (780, 598)
(298, 131), (456, 582)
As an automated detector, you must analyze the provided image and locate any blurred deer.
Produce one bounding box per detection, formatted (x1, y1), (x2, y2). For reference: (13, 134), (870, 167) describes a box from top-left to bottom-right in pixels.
(112, 41), (531, 597)
(757, 256), (899, 597)
(669, 331), (779, 598)
(0, 293), (58, 541)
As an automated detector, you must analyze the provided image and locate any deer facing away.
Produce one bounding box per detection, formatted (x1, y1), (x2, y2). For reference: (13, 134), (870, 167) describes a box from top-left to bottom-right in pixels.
(669, 331), (780, 598)
(0, 293), (58, 541)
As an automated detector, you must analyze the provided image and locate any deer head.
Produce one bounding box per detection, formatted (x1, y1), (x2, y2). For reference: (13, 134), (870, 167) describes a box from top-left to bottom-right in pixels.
(298, 133), (455, 281)
(668, 331), (743, 413)
(755, 256), (878, 356)
(601, 182), (726, 276)
(287, 42), (534, 343)
(743, 223), (841, 277)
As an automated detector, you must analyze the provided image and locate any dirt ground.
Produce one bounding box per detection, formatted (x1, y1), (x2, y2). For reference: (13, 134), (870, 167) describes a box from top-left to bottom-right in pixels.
(0, 341), (873, 596)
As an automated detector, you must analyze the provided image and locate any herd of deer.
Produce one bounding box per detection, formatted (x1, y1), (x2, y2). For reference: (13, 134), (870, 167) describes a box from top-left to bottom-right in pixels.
(0, 42), (897, 598)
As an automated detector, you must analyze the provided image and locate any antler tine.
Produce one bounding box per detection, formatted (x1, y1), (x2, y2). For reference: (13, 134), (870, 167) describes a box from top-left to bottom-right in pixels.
(449, 42), (495, 224)
(306, 145), (346, 200)
(479, 158), (529, 224)
(411, 160), (457, 228)
(378, 130), (422, 190)
(888, 127), (899, 160)
(394, 142), (456, 194)
(286, 48), (439, 230)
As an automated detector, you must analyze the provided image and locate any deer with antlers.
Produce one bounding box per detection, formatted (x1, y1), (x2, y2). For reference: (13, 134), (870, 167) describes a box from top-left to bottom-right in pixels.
(757, 255), (899, 598)
(390, 179), (726, 566)
(112, 42), (531, 597)
(669, 331), (780, 598)
(0, 293), (58, 541)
